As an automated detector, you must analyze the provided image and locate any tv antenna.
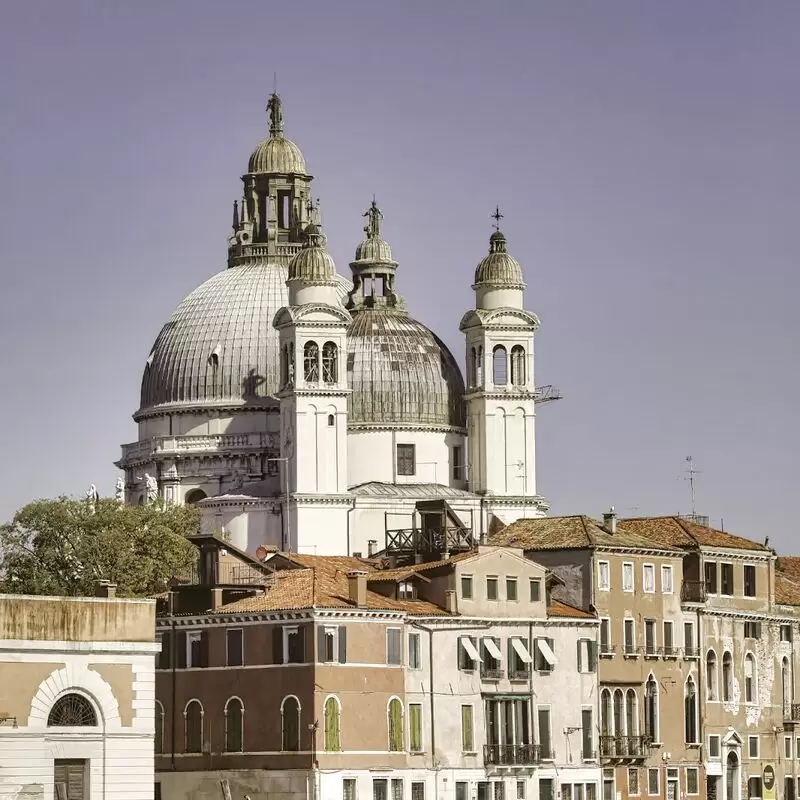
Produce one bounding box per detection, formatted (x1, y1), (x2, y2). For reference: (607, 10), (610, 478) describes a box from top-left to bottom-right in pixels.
(685, 456), (700, 516)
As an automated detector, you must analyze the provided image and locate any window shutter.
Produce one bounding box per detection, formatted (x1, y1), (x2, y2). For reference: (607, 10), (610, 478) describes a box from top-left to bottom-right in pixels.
(509, 639), (515, 670)
(200, 631), (210, 668)
(338, 626), (347, 663)
(589, 640), (598, 673)
(577, 640), (583, 673)
(298, 626), (306, 662)
(756, 622), (762, 639)
(176, 632), (187, 668)
(318, 627), (326, 662)
(273, 626), (283, 664)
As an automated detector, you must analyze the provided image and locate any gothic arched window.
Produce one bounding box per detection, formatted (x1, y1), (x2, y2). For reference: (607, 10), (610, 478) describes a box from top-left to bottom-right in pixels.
(322, 342), (338, 383)
(600, 688), (612, 737)
(225, 697), (244, 753)
(625, 689), (638, 737)
(510, 345), (526, 386)
(684, 676), (698, 743)
(281, 344), (289, 387)
(324, 696), (341, 752)
(706, 650), (718, 700)
(281, 696), (301, 752)
(613, 689), (624, 737)
(303, 341), (319, 383)
(48, 694), (97, 727)
(644, 676), (658, 742)
(744, 653), (757, 703)
(722, 651), (733, 701)
(476, 346), (484, 386)
(492, 345), (508, 386)
(388, 698), (404, 752)
(184, 699), (203, 753)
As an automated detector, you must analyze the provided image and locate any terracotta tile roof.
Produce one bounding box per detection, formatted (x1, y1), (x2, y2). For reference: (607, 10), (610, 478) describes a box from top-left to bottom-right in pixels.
(489, 516), (678, 552)
(776, 573), (800, 607)
(618, 517), (768, 552)
(365, 551), (476, 583)
(778, 557), (800, 582)
(548, 599), (595, 619)
(215, 558), (447, 616)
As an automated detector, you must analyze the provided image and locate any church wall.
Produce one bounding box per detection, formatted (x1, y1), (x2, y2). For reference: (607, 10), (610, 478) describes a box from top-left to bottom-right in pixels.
(199, 504), (281, 553)
(348, 429), (466, 489)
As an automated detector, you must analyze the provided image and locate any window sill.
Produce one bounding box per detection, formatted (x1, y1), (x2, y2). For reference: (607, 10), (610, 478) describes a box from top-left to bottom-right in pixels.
(686, 743), (702, 749)
(644, 653), (659, 660)
(462, 751), (478, 756)
(624, 654), (640, 660)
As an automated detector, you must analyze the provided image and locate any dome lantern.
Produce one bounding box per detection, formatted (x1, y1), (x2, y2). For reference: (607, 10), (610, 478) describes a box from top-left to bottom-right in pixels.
(472, 207), (526, 310)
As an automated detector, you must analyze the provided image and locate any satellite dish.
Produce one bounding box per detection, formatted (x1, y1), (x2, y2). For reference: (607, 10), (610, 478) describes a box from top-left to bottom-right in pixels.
(255, 546), (269, 562)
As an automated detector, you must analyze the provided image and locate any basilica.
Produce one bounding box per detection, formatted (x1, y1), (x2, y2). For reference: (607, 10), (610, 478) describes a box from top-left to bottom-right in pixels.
(117, 94), (551, 557)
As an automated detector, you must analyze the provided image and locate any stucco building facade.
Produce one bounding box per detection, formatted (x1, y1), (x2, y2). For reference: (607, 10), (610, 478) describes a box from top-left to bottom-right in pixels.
(0, 588), (158, 800)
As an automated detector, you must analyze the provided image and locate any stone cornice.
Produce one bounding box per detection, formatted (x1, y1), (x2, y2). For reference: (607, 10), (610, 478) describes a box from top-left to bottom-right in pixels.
(347, 422), (467, 435)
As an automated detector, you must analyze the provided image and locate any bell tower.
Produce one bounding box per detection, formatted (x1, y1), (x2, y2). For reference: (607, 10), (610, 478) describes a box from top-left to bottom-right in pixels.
(273, 210), (352, 554)
(459, 211), (549, 525)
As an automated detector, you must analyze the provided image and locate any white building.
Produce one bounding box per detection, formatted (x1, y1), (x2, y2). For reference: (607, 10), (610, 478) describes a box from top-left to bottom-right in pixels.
(0, 588), (158, 800)
(117, 93), (556, 558)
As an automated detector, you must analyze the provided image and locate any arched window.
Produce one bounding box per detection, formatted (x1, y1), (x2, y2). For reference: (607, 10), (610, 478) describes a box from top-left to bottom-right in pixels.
(184, 699), (203, 753)
(492, 345), (508, 386)
(388, 698), (404, 752)
(684, 676), (698, 743)
(476, 346), (484, 386)
(303, 341), (319, 383)
(225, 697), (244, 753)
(722, 652), (733, 701)
(327, 413), (335, 427)
(281, 344), (289, 387)
(48, 694), (97, 726)
(469, 346), (477, 387)
(625, 689), (638, 737)
(644, 675), (658, 742)
(706, 649), (718, 700)
(600, 688), (612, 736)
(783, 657), (791, 715)
(510, 345), (526, 386)
(155, 700), (164, 754)
(324, 696), (341, 752)
(744, 653), (757, 703)
(185, 488), (207, 505)
(281, 696), (301, 752)
(613, 689), (624, 737)
(322, 342), (337, 383)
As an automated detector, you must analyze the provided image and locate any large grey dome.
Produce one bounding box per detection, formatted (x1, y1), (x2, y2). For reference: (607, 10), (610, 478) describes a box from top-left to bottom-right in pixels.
(346, 309), (466, 429)
(138, 264), (350, 417)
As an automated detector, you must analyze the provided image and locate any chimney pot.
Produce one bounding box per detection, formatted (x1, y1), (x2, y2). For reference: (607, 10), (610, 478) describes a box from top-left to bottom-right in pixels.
(603, 506), (617, 534)
(211, 588), (224, 610)
(347, 570), (368, 608)
(367, 540), (377, 557)
(94, 580), (116, 599)
(444, 589), (458, 614)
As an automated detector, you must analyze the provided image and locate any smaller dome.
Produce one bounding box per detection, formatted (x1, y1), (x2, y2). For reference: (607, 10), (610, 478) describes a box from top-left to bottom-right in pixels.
(248, 136), (307, 175)
(354, 235), (396, 265)
(288, 228), (337, 282)
(473, 230), (525, 288)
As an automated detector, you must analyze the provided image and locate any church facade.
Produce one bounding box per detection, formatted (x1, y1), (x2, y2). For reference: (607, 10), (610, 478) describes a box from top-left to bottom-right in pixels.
(117, 94), (551, 558)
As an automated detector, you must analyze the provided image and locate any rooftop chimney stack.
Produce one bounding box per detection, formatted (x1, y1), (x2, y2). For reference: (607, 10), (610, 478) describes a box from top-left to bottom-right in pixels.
(347, 570), (368, 608)
(367, 540), (377, 558)
(603, 507), (617, 534)
(94, 580), (117, 599)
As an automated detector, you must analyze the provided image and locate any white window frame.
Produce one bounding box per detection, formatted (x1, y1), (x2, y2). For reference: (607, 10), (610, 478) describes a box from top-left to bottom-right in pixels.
(748, 735), (759, 759)
(708, 734), (721, 759)
(187, 631), (202, 667)
(624, 617), (637, 656)
(744, 651), (758, 704)
(226, 627), (244, 666)
(386, 627), (403, 666)
(662, 620), (674, 657)
(642, 563), (656, 594)
(506, 576), (519, 602)
(647, 768), (660, 797)
(461, 574), (473, 600)
(408, 631), (421, 670)
(408, 702), (424, 753)
(685, 768), (699, 796)
(627, 768), (640, 797)
(599, 617), (612, 655)
(622, 562), (635, 593)
(644, 619), (657, 657)
(597, 560), (611, 592)
(661, 564), (674, 594)
(785, 735), (793, 759)
(283, 625), (301, 664)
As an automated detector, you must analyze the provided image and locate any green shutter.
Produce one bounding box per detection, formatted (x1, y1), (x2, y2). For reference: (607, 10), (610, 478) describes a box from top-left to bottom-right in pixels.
(318, 627), (326, 662)
(324, 697), (340, 751)
(338, 626), (347, 663)
(461, 705), (473, 751)
(409, 705), (422, 751)
(577, 640), (583, 672)
(389, 699), (403, 751)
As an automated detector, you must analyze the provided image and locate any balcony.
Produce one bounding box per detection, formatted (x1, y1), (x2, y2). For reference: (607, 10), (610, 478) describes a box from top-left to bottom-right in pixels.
(119, 432), (278, 465)
(599, 735), (651, 761)
(599, 644), (616, 658)
(683, 646), (700, 659)
(662, 645), (679, 659)
(480, 667), (505, 681)
(681, 581), (708, 603)
(484, 743), (543, 766)
(509, 669), (531, 682)
(784, 705), (800, 724)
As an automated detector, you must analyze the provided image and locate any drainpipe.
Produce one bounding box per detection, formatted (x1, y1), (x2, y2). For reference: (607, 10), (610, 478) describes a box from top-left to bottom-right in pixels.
(347, 500), (356, 556)
(696, 606), (703, 770)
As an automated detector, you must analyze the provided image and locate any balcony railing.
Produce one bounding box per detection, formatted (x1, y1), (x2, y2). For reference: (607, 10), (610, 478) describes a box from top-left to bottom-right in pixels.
(683, 646), (700, 659)
(484, 743), (543, 766)
(599, 735), (651, 760)
(178, 562), (271, 587)
(662, 645), (679, 658)
(480, 667), (505, 681)
(785, 704), (800, 722)
(509, 669), (531, 682)
(623, 643), (639, 657)
(681, 581), (708, 603)
(599, 644), (616, 657)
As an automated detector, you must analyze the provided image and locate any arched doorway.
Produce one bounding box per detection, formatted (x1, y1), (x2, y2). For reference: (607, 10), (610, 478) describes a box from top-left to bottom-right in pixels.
(726, 751), (739, 800)
(185, 489), (207, 505)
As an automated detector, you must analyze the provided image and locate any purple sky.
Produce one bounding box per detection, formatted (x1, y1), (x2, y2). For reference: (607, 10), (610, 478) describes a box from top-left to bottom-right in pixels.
(1, 1), (798, 549)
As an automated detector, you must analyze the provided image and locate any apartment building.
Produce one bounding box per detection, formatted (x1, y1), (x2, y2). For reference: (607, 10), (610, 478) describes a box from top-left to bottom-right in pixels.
(620, 517), (800, 800)
(154, 533), (600, 800)
(491, 512), (696, 800)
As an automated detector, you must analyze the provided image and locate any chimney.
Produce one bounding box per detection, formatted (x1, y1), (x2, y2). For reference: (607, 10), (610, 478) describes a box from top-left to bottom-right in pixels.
(367, 540), (377, 557)
(352, 551), (362, 559)
(444, 589), (458, 614)
(347, 571), (368, 608)
(211, 588), (224, 610)
(94, 580), (116, 599)
(414, 553), (424, 565)
(603, 507), (617, 534)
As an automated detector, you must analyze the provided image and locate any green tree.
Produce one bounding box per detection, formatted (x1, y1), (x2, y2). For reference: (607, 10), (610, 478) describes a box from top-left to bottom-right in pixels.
(0, 497), (200, 597)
